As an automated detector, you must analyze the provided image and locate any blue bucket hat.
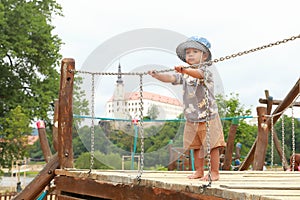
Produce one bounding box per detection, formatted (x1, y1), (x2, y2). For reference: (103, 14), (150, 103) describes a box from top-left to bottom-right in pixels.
(176, 36), (212, 63)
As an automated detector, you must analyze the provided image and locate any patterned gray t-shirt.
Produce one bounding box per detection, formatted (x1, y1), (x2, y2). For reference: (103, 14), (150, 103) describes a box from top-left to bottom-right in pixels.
(172, 66), (218, 122)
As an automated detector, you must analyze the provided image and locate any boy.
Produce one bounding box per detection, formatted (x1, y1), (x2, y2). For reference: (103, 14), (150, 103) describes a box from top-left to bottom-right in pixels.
(148, 36), (226, 181)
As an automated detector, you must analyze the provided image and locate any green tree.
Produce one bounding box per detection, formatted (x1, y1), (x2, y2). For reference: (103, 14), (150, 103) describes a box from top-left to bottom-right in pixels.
(0, 106), (32, 167)
(267, 115), (300, 165)
(73, 75), (90, 127)
(216, 93), (256, 160)
(147, 104), (160, 120)
(0, 0), (63, 124)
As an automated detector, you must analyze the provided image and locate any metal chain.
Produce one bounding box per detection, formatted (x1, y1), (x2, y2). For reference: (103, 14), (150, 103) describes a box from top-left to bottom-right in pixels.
(211, 34), (300, 65)
(75, 70), (148, 76)
(291, 106), (295, 171)
(89, 74), (95, 173)
(281, 115), (285, 169)
(204, 65), (212, 186)
(73, 33), (300, 175)
(270, 116), (274, 170)
(136, 74), (144, 182)
(74, 34), (300, 76)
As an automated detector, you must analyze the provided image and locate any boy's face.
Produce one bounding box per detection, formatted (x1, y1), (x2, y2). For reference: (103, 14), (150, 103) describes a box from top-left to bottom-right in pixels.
(185, 48), (208, 65)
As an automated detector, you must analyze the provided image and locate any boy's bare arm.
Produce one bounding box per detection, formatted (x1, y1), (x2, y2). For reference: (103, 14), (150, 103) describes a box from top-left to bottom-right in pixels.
(148, 70), (176, 83)
(174, 66), (204, 79)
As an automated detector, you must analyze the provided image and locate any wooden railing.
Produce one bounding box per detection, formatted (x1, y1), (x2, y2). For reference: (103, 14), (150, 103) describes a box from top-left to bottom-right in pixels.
(0, 192), (56, 200)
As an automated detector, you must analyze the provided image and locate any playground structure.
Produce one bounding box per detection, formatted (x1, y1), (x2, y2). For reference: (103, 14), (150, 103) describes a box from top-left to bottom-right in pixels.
(9, 57), (300, 200)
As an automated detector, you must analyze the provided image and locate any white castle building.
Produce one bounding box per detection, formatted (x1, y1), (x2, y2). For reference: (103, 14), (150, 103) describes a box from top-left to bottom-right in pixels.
(105, 64), (183, 120)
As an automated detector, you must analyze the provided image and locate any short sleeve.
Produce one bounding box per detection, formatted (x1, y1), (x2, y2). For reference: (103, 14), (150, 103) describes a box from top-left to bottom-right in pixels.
(171, 73), (183, 85)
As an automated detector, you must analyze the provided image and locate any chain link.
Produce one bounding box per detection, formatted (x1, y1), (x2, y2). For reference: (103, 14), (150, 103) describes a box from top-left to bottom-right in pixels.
(204, 65), (212, 185)
(136, 74), (145, 181)
(73, 33), (300, 177)
(270, 116), (274, 170)
(74, 34), (300, 76)
(211, 34), (300, 65)
(89, 74), (95, 173)
(291, 106), (295, 171)
(281, 115), (285, 169)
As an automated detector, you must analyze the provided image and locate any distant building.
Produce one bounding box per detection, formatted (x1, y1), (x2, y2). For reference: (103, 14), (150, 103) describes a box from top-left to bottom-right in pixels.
(105, 64), (183, 120)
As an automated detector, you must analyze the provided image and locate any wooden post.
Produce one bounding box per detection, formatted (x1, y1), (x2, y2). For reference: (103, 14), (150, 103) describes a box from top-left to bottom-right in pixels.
(58, 58), (75, 169)
(240, 78), (300, 171)
(239, 138), (256, 170)
(36, 120), (52, 162)
(52, 99), (59, 152)
(253, 107), (269, 170)
(222, 119), (239, 170)
(264, 90), (273, 115)
(11, 154), (59, 200)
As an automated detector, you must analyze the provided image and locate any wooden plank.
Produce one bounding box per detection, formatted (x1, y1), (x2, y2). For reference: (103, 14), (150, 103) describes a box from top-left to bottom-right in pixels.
(239, 138), (256, 170)
(37, 121), (52, 162)
(53, 169), (300, 200)
(253, 107), (269, 170)
(241, 78), (300, 171)
(58, 58), (75, 168)
(53, 99), (59, 152)
(57, 195), (85, 200)
(222, 121), (238, 170)
(259, 98), (300, 107)
(55, 175), (225, 200)
(11, 154), (59, 200)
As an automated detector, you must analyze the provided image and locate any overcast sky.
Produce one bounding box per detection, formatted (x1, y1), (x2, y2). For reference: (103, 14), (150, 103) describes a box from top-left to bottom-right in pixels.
(52, 0), (300, 118)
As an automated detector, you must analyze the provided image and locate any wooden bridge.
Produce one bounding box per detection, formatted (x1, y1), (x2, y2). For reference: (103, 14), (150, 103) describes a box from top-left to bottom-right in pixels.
(52, 169), (300, 200)
(11, 59), (300, 200)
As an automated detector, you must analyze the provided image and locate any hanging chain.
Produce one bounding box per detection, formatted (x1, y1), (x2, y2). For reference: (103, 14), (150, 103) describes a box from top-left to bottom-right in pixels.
(270, 116), (274, 170)
(89, 74), (95, 173)
(74, 34), (300, 76)
(204, 65), (212, 186)
(281, 115), (285, 169)
(210, 34), (300, 65)
(136, 74), (145, 182)
(291, 106), (295, 171)
(72, 33), (300, 176)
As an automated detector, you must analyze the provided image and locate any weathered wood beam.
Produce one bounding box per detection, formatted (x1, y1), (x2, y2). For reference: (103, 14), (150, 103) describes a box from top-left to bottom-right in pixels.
(55, 175), (224, 200)
(37, 120), (52, 162)
(239, 138), (256, 170)
(53, 99), (59, 152)
(11, 153), (59, 200)
(253, 107), (269, 170)
(240, 78), (299, 170)
(259, 98), (300, 107)
(270, 78), (300, 123)
(222, 120), (239, 170)
(58, 58), (75, 169)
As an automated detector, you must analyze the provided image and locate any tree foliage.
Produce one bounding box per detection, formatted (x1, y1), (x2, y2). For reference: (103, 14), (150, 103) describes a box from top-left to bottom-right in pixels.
(0, 0), (63, 166)
(0, 0), (63, 123)
(216, 93), (256, 156)
(0, 106), (32, 167)
(147, 104), (159, 120)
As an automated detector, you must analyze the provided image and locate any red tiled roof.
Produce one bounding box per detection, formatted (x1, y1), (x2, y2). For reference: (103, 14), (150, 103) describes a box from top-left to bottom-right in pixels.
(126, 91), (182, 106)
(107, 91), (182, 106)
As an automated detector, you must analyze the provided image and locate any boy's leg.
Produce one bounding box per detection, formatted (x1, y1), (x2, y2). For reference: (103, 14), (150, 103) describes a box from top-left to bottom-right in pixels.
(188, 149), (204, 179)
(200, 148), (220, 181)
